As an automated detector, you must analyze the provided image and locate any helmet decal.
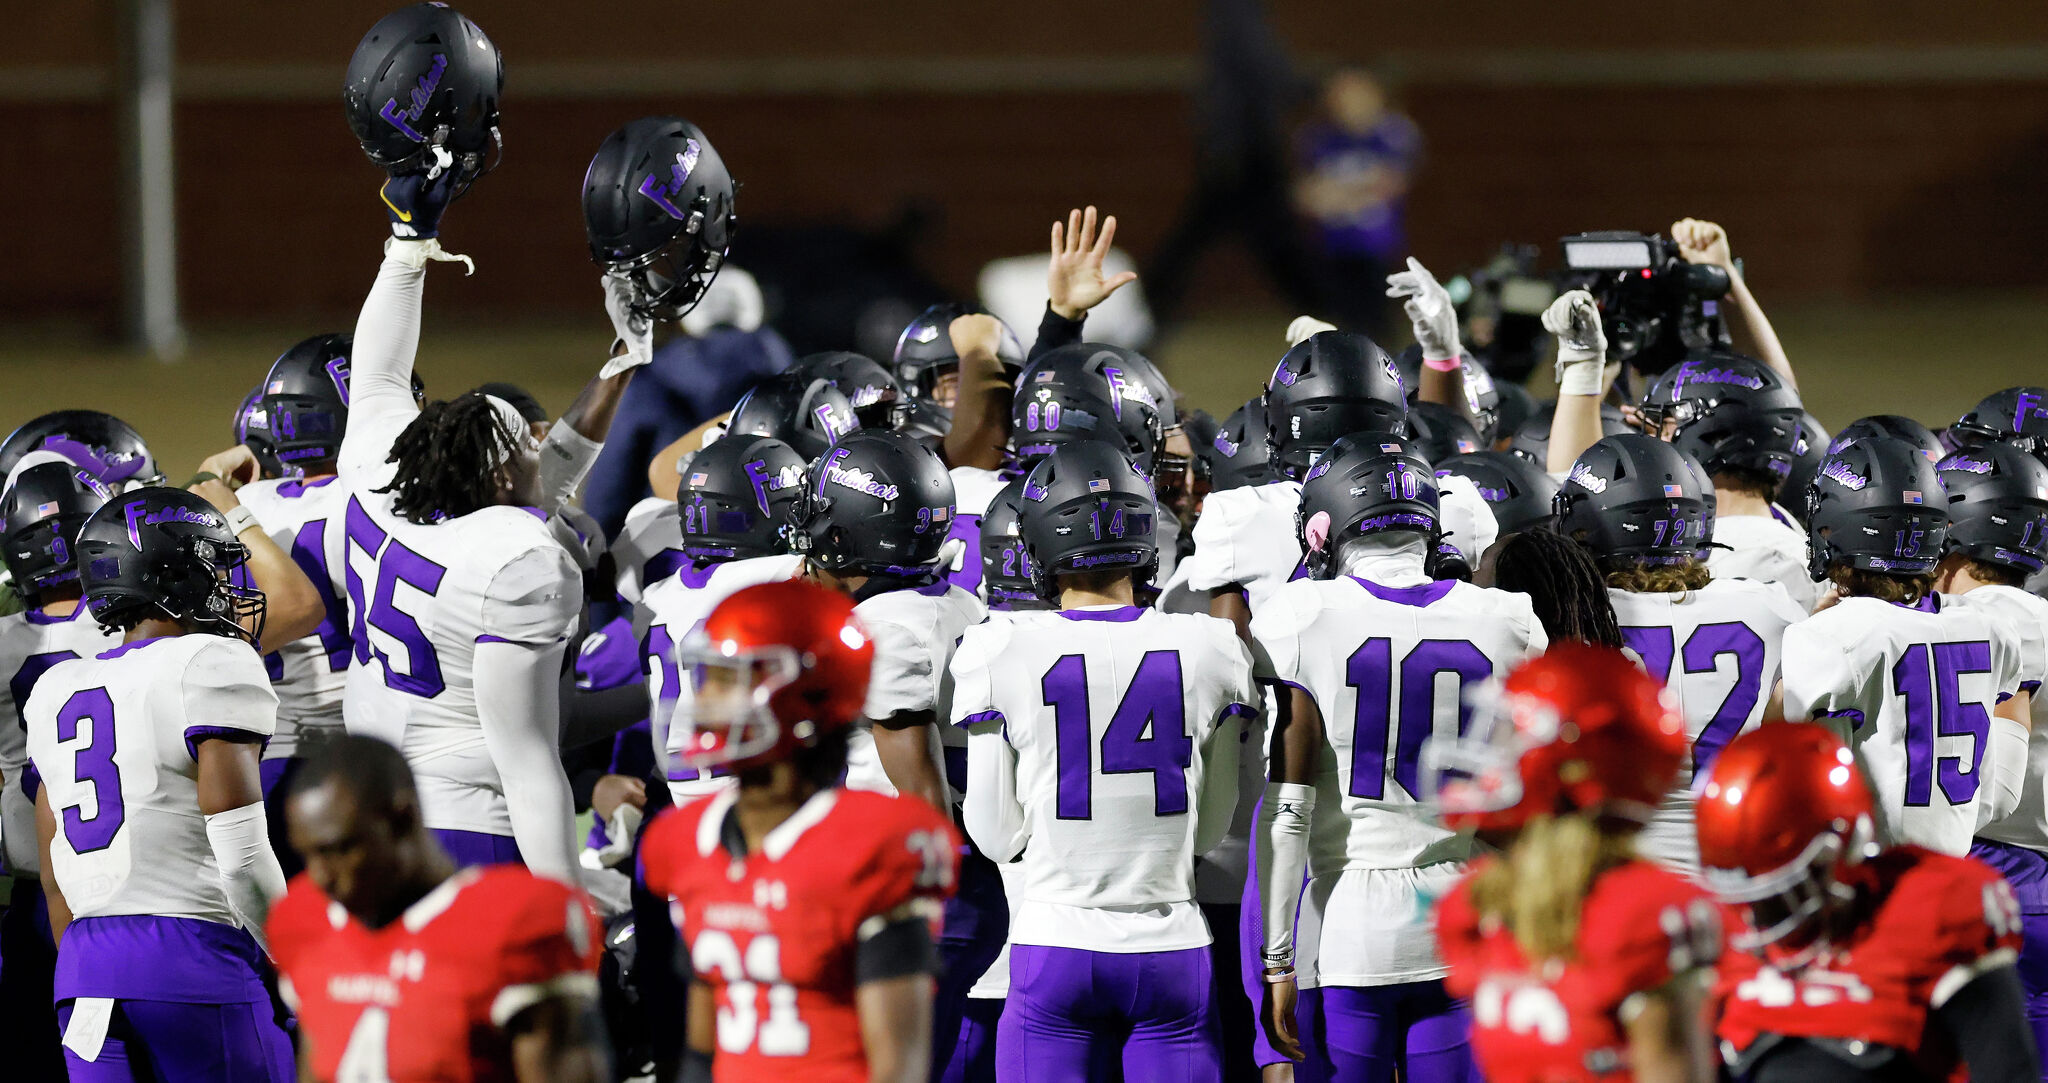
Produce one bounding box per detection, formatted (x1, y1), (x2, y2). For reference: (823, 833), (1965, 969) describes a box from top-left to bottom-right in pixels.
(742, 458), (802, 518)
(325, 355), (353, 406)
(636, 140), (704, 221)
(1818, 459), (1869, 491)
(377, 52), (449, 143)
(1565, 461), (1608, 493)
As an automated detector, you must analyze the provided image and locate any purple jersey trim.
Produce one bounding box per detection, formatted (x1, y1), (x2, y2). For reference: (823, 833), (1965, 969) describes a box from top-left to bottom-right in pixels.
(957, 709), (1006, 730)
(97, 636), (170, 660)
(1816, 707), (1867, 731)
(517, 505), (548, 522)
(275, 475), (339, 499)
(1219, 702), (1259, 723)
(2024, 681), (2044, 697)
(476, 634), (514, 645)
(183, 726), (270, 761)
(1347, 577), (1456, 607)
(1056, 606), (1147, 623)
(1892, 593), (1941, 613)
(25, 604), (85, 626)
(2000, 691), (2016, 705)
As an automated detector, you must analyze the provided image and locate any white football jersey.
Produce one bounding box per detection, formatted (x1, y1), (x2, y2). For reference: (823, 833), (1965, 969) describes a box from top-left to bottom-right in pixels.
(643, 554), (802, 800)
(613, 495), (686, 629)
(1707, 514), (1819, 613)
(0, 605), (121, 876)
(1784, 594), (2024, 855)
(1957, 586), (2048, 852)
(1184, 477), (1497, 615)
(945, 466), (1010, 599)
(237, 475), (353, 758)
(953, 606), (1256, 951)
(1612, 578), (1807, 871)
(25, 635), (276, 924)
(1252, 574), (1544, 986)
(845, 582), (985, 797)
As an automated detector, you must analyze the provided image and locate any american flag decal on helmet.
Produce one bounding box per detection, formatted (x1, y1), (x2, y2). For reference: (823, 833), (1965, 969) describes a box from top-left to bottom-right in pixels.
(1088, 478), (1111, 492)
(34, 501), (59, 518)
(1663, 484), (1684, 498)
(1903, 490), (1923, 504)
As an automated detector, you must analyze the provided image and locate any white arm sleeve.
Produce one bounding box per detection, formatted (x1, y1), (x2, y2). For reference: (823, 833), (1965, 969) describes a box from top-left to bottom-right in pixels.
(340, 245), (429, 482)
(1195, 706), (1249, 856)
(1982, 714), (2032, 831)
(1256, 780), (1316, 971)
(536, 421), (604, 516)
(206, 801), (286, 951)
(474, 638), (580, 883)
(962, 722), (1026, 863)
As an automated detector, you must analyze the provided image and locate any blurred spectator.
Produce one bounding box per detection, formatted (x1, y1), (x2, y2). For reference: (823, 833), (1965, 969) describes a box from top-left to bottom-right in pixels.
(581, 267), (795, 536)
(1294, 67), (1422, 341)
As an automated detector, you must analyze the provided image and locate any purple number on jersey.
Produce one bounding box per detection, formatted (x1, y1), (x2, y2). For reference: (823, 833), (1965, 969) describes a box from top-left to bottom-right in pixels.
(11, 650), (80, 731)
(289, 517), (354, 672)
(343, 496), (448, 699)
(55, 687), (123, 853)
(1044, 650), (1192, 820)
(1346, 638), (1493, 800)
(1621, 622), (1770, 780)
(1897, 640), (1994, 806)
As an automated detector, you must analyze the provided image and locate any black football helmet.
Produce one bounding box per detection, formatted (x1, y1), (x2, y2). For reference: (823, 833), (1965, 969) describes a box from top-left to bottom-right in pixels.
(891, 303), (1024, 410)
(1805, 436), (1948, 580)
(1264, 330), (1407, 479)
(1826, 415), (1944, 464)
(1556, 435), (1715, 567)
(1949, 387), (2048, 453)
(1776, 411), (1830, 522)
(0, 410), (162, 491)
(584, 116), (737, 320)
(1936, 443), (2048, 577)
(674, 434), (806, 564)
(76, 488), (265, 643)
(1017, 441), (1158, 603)
(1435, 451), (1561, 537)
(1638, 351), (1804, 483)
(232, 387), (285, 480)
(1012, 344), (1168, 469)
(1297, 432), (1439, 580)
(343, 3), (502, 191)
(1506, 401), (1631, 468)
(0, 461), (112, 607)
(1206, 398), (1279, 491)
(1394, 346), (1501, 443)
(1406, 401), (1485, 464)
(726, 373), (859, 461)
(260, 333), (354, 471)
(794, 352), (902, 430)
(978, 476), (1047, 611)
(789, 430), (955, 575)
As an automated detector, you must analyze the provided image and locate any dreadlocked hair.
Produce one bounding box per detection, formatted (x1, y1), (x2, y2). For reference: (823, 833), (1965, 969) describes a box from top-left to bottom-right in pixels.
(1602, 556), (1712, 595)
(1830, 566), (1935, 605)
(376, 392), (517, 525)
(1467, 811), (1639, 963)
(1489, 528), (1624, 648)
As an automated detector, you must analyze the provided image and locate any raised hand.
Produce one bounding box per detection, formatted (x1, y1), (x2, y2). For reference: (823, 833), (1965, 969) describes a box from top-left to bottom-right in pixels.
(1048, 205), (1138, 320)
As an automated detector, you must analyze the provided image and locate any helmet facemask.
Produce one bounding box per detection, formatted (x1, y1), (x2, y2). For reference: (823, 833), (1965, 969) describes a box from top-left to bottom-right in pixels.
(1702, 813), (1873, 967)
(673, 636), (805, 772)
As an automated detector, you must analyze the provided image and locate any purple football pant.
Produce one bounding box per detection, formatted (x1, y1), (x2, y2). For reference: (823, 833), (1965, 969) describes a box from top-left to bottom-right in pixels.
(1294, 982), (1478, 1083)
(935, 851), (1009, 1081)
(57, 998), (293, 1082)
(943, 996), (1004, 1083)
(998, 943), (1221, 1082)
(1969, 838), (2048, 1065)
(432, 827), (524, 869)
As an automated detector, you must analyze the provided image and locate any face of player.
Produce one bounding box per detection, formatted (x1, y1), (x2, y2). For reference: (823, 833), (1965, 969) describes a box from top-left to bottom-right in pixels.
(1325, 70), (1386, 132)
(496, 436), (545, 509)
(931, 368), (959, 410)
(288, 782), (412, 923)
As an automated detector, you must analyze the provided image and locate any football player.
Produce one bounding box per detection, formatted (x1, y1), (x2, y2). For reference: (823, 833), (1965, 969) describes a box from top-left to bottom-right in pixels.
(1701, 724), (2039, 1083)
(1554, 435), (1806, 872)
(643, 434), (805, 799)
(0, 459), (117, 1077)
(1948, 385), (2048, 454)
(955, 441), (1257, 1079)
(1253, 434), (1545, 1082)
(1637, 351), (1818, 611)
(0, 410), (164, 493)
(1930, 442), (2048, 1050)
(642, 579), (960, 1083)
(27, 488), (291, 1079)
(336, 166), (583, 880)
(1785, 436), (2030, 855)
(270, 735), (607, 1083)
(1432, 643), (1719, 1083)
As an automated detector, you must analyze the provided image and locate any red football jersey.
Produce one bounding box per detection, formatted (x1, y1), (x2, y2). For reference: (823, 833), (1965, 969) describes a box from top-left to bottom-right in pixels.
(1714, 846), (2023, 1077)
(268, 865), (603, 1083)
(639, 786), (960, 1083)
(1436, 857), (1722, 1083)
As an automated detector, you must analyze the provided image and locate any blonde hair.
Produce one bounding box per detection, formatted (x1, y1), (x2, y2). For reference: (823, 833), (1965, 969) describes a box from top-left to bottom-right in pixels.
(1468, 812), (1638, 962)
(1604, 557), (1712, 595)
(1829, 566), (1934, 605)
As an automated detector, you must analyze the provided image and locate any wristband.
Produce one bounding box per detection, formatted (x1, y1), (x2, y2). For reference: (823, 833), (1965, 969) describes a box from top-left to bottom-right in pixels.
(1557, 358), (1608, 397)
(188, 471), (220, 488)
(223, 505), (260, 537)
(1422, 355), (1463, 373)
(1262, 965), (1296, 984)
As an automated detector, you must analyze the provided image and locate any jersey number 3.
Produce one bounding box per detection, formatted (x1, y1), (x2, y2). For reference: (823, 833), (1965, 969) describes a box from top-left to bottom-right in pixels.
(55, 687), (124, 853)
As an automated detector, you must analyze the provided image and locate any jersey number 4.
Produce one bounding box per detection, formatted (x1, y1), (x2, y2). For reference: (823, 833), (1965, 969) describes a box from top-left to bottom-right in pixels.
(693, 930), (812, 1057)
(345, 497), (448, 698)
(1042, 651), (1192, 820)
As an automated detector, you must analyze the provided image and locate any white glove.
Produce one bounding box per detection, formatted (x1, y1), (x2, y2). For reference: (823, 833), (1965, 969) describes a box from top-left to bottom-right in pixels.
(1542, 289), (1609, 395)
(1286, 316), (1337, 347)
(600, 273), (654, 379)
(1385, 257), (1460, 360)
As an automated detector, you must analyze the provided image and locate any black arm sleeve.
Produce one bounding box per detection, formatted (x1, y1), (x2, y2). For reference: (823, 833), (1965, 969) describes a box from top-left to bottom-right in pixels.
(1029, 303), (1085, 360)
(678, 1047), (713, 1083)
(853, 915), (941, 985)
(1934, 964), (2041, 1083)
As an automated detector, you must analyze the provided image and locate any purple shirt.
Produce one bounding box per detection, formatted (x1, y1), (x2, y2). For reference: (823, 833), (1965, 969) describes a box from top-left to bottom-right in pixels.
(1298, 115), (1422, 260)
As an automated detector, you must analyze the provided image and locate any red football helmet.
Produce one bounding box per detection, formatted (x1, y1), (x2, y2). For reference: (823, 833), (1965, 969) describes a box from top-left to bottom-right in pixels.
(671, 579), (874, 772)
(1432, 642), (1685, 833)
(1696, 723), (1876, 955)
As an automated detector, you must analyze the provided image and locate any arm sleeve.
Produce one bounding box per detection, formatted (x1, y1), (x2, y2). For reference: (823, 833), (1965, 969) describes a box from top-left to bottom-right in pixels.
(339, 246), (429, 482)
(1983, 714), (2031, 830)
(1255, 780), (1316, 971)
(537, 422), (605, 516)
(487, 881), (606, 1029)
(206, 801), (287, 951)
(961, 725), (1026, 863)
(1434, 474), (1500, 564)
(475, 638), (582, 883)
(482, 546), (584, 647)
(1933, 964), (2041, 1083)
(1029, 304), (1085, 360)
(181, 640), (279, 756)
